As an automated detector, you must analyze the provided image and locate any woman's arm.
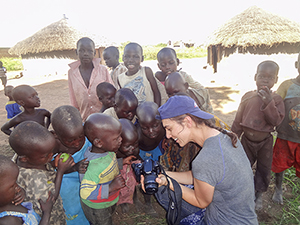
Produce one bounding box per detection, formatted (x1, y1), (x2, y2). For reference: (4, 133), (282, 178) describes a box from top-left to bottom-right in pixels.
(166, 171), (194, 185)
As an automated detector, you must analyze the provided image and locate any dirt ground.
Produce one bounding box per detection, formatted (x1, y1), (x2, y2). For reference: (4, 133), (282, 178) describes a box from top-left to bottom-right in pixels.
(0, 55), (299, 224)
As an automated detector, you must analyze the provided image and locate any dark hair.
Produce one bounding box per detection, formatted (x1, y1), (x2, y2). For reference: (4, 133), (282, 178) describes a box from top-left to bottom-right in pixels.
(104, 46), (120, 58)
(257, 60), (279, 75)
(76, 37), (95, 49)
(170, 113), (238, 148)
(157, 47), (177, 60)
(96, 82), (116, 98)
(115, 88), (138, 106)
(124, 42), (143, 55)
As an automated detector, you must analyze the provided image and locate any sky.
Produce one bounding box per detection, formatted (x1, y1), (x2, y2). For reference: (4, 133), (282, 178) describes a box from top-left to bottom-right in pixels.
(1, 0), (300, 47)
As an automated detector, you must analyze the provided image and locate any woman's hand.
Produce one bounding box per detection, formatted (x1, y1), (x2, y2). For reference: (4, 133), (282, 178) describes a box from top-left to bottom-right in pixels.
(140, 174), (168, 193)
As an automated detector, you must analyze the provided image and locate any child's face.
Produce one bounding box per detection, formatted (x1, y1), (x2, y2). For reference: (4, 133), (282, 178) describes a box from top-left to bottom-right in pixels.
(0, 163), (20, 206)
(103, 50), (118, 68)
(115, 101), (137, 121)
(119, 133), (139, 157)
(4, 86), (13, 98)
(100, 127), (122, 152)
(76, 40), (95, 64)
(255, 65), (278, 90)
(59, 126), (85, 154)
(21, 87), (40, 107)
(157, 52), (178, 76)
(99, 89), (116, 108)
(122, 45), (143, 75)
(140, 117), (163, 139)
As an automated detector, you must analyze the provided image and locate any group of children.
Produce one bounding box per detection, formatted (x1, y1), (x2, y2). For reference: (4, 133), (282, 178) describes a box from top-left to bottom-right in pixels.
(0, 36), (299, 224)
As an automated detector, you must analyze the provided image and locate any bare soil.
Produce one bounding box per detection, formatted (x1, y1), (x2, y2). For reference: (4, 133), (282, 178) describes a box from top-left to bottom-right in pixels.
(0, 79), (293, 225)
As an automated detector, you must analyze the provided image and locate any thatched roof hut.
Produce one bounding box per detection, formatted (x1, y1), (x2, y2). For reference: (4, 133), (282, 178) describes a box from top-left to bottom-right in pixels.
(9, 18), (112, 61)
(207, 6), (300, 72)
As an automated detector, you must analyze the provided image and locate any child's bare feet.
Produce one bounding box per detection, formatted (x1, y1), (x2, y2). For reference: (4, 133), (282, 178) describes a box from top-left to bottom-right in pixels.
(272, 188), (283, 204)
(255, 191), (263, 210)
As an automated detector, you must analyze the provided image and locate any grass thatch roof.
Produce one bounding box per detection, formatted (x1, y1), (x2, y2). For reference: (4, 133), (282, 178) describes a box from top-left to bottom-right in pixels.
(9, 18), (112, 59)
(207, 6), (300, 72)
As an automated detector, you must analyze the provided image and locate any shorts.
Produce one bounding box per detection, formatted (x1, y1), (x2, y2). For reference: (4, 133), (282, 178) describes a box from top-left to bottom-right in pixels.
(272, 138), (300, 177)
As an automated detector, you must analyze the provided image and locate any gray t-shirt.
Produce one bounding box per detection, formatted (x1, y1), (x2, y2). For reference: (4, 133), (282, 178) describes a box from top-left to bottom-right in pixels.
(192, 133), (258, 225)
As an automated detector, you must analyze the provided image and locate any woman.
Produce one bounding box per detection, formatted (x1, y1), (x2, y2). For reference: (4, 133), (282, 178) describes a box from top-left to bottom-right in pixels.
(142, 95), (258, 224)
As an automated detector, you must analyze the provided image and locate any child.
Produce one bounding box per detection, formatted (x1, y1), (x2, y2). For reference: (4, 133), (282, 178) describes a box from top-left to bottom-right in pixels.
(0, 155), (55, 225)
(272, 53), (300, 205)
(118, 42), (161, 105)
(4, 85), (22, 120)
(9, 121), (75, 225)
(232, 60), (285, 210)
(51, 105), (91, 225)
(103, 46), (127, 89)
(1, 85), (51, 135)
(103, 88), (138, 123)
(155, 48), (206, 93)
(79, 113), (125, 225)
(96, 82), (116, 113)
(117, 118), (141, 213)
(135, 101), (165, 216)
(0, 61), (7, 87)
(68, 37), (114, 121)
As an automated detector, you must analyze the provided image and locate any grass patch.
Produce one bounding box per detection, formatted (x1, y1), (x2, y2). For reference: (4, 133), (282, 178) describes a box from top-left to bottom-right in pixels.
(118, 42), (207, 61)
(0, 57), (23, 71)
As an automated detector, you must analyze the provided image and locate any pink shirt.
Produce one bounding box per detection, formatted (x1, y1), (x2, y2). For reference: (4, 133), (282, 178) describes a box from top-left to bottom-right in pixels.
(68, 58), (114, 121)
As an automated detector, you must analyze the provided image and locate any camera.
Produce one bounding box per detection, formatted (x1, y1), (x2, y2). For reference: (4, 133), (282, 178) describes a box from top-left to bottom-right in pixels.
(132, 158), (161, 194)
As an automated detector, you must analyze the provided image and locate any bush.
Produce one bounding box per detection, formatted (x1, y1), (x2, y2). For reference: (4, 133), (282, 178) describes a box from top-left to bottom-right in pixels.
(0, 57), (23, 71)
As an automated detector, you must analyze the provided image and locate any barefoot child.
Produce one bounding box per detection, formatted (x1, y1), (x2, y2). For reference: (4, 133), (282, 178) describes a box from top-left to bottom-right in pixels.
(80, 113), (125, 225)
(68, 37), (114, 121)
(272, 52), (300, 204)
(117, 119), (141, 213)
(4, 85), (22, 120)
(118, 42), (161, 105)
(9, 121), (75, 225)
(96, 82), (116, 113)
(1, 85), (51, 135)
(135, 101), (165, 216)
(232, 61), (285, 210)
(103, 88), (138, 123)
(103, 46), (127, 89)
(0, 155), (55, 225)
(51, 105), (91, 225)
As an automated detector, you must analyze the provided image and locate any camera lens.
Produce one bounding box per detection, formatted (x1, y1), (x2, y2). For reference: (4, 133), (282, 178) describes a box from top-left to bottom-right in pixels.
(144, 174), (158, 194)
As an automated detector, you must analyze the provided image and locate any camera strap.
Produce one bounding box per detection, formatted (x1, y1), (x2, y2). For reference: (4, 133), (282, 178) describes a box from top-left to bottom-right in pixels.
(159, 167), (182, 225)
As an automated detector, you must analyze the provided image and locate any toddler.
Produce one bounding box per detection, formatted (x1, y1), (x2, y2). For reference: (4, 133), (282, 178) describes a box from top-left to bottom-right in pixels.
(232, 61), (285, 210)
(103, 88), (138, 123)
(103, 46), (127, 89)
(0, 61), (7, 87)
(1, 85), (51, 135)
(0, 155), (55, 224)
(118, 42), (161, 105)
(96, 82), (116, 113)
(4, 85), (22, 120)
(79, 113), (125, 225)
(9, 121), (74, 225)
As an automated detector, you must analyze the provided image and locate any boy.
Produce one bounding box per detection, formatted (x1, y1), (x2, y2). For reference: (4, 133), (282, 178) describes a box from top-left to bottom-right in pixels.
(1, 85), (51, 135)
(103, 46), (127, 89)
(0, 61), (7, 87)
(51, 105), (91, 225)
(96, 82), (116, 113)
(103, 88), (138, 124)
(135, 101), (165, 216)
(232, 60), (285, 210)
(272, 53), (300, 205)
(118, 42), (161, 106)
(68, 37), (114, 121)
(4, 85), (22, 120)
(79, 113), (125, 225)
(9, 121), (75, 225)
(155, 47), (207, 94)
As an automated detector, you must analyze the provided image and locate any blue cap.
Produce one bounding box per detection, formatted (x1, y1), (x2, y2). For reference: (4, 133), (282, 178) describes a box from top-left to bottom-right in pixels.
(157, 95), (214, 120)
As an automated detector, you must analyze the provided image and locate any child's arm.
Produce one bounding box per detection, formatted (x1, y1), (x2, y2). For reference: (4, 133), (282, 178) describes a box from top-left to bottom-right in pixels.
(54, 156), (75, 200)
(43, 109), (51, 129)
(38, 191), (55, 225)
(1, 116), (22, 135)
(67, 75), (80, 110)
(180, 71), (204, 90)
(145, 67), (161, 106)
(231, 102), (245, 138)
